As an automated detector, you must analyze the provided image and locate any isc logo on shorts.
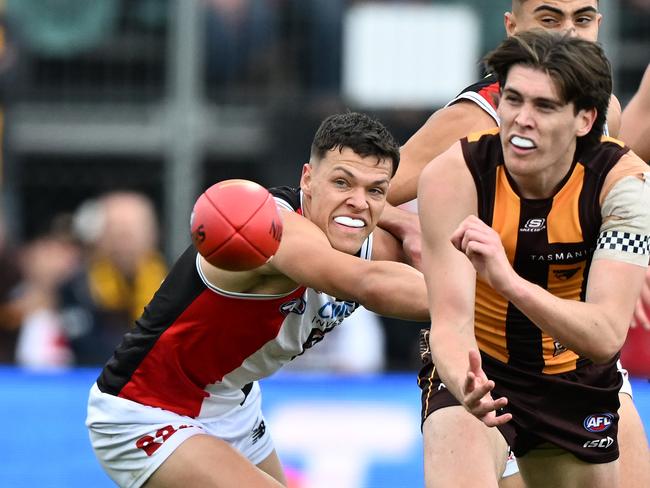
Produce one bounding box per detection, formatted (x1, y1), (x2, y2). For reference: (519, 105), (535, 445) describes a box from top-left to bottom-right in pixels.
(583, 413), (614, 432)
(583, 436), (614, 449)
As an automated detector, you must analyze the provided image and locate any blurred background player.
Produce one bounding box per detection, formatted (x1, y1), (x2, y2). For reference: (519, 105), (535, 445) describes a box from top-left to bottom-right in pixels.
(417, 31), (649, 488)
(58, 191), (167, 365)
(86, 112), (429, 488)
(620, 63), (650, 163)
(385, 1), (649, 486)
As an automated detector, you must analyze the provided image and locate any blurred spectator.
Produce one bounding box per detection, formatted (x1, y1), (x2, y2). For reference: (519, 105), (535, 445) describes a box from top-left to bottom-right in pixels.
(14, 222), (79, 369)
(285, 0), (345, 97)
(0, 209), (79, 367)
(59, 191), (168, 365)
(203, 0), (279, 90)
(0, 204), (22, 362)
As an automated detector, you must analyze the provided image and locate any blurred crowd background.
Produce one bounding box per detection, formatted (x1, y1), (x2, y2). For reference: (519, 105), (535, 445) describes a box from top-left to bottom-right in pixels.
(0, 0), (648, 373)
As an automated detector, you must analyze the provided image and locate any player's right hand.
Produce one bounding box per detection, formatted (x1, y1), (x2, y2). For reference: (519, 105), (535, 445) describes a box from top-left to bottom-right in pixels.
(461, 350), (512, 427)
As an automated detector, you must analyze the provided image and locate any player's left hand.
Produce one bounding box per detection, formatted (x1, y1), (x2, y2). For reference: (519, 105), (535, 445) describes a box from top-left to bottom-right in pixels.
(461, 350), (512, 427)
(451, 215), (516, 295)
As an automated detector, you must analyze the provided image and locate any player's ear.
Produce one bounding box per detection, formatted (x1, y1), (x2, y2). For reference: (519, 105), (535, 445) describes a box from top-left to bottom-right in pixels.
(575, 107), (597, 137)
(504, 11), (517, 36)
(300, 163), (313, 196)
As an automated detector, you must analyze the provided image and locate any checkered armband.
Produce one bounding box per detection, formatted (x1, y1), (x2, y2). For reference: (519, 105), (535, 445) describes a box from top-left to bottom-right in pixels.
(596, 231), (650, 256)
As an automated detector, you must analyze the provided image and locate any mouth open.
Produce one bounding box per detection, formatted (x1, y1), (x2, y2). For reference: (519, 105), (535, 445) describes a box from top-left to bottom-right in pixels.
(334, 216), (366, 228)
(510, 135), (537, 151)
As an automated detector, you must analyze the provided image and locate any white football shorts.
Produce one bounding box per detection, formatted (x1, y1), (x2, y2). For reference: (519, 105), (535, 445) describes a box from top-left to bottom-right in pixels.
(86, 381), (273, 488)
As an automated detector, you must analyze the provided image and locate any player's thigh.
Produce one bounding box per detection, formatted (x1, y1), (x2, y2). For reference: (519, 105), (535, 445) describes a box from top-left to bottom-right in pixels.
(145, 434), (285, 488)
(498, 451), (524, 488)
(618, 391), (650, 488)
(423, 405), (507, 488)
(498, 473), (525, 488)
(257, 449), (287, 486)
(517, 443), (618, 488)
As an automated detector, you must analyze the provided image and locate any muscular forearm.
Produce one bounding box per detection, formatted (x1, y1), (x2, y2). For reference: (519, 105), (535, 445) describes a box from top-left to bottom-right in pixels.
(377, 203), (417, 241)
(505, 275), (631, 363)
(428, 324), (478, 402)
(360, 262), (429, 321)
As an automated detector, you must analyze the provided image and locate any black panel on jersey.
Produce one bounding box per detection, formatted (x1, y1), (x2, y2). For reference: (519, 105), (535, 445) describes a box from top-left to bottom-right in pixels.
(461, 134), (500, 226)
(97, 245), (206, 395)
(506, 198), (552, 370)
(454, 73), (498, 99)
(269, 186), (300, 211)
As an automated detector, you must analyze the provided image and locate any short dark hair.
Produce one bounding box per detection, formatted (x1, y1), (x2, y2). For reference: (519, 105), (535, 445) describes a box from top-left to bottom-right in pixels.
(310, 112), (400, 176)
(484, 30), (612, 151)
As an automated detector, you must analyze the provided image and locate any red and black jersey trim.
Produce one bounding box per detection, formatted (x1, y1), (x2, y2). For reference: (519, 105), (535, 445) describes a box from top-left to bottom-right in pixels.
(97, 245), (205, 395)
(269, 186), (300, 211)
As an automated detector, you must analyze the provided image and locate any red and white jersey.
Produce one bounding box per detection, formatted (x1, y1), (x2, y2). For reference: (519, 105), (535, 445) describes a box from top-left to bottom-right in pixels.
(446, 73), (500, 126)
(96, 186), (373, 419)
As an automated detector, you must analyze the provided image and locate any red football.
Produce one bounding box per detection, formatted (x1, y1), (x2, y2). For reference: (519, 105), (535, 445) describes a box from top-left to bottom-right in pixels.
(190, 179), (283, 271)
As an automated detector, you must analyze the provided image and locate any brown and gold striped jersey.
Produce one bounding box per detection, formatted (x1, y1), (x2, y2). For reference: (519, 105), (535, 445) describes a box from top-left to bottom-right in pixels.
(461, 130), (636, 374)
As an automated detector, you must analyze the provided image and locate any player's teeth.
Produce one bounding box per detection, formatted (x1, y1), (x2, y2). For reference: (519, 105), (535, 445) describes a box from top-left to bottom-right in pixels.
(511, 136), (536, 149)
(334, 216), (365, 228)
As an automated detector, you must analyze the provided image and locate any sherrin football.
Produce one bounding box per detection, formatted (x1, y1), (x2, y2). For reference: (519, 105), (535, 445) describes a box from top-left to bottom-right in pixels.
(190, 179), (283, 271)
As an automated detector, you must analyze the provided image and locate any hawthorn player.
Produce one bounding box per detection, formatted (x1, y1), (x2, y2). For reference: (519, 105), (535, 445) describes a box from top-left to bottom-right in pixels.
(86, 112), (429, 488)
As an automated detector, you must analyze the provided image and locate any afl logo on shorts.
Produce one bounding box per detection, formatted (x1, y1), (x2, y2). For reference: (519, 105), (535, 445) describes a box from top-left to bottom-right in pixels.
(583, 413), (614, 432)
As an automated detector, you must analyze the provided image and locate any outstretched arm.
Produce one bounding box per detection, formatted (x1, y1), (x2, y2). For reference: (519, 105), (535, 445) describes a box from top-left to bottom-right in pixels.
(388, 101), (497, 206)
(606, 94), (622, 139)
(269, 209), (429, 321)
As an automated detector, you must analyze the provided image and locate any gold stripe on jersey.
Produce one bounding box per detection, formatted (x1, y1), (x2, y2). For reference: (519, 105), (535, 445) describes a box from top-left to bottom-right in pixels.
(474, 165), (520, 364)
(547, 164), (584, 244)
(542, 166), (585, 373)
(467, 127), (500, 143)
(600, 135), (626, 147)
(493, 166), (519, 264)
(474, 280), (510, 363)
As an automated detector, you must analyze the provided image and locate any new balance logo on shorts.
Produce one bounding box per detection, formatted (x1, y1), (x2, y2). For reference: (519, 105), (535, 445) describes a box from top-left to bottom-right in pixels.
(251, 420), (266, 444)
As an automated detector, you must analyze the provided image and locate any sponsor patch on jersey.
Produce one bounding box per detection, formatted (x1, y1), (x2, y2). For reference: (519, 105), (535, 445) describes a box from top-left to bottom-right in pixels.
(280, 297), (306, 316)
(552, 339), (567, 357)
(521, 218), (546, 232)
(583, 413), (614, 432)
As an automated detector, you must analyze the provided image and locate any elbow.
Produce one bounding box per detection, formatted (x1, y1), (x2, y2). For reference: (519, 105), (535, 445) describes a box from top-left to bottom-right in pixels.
(585, 334), (626, 365)
(589, 349), (619, 365)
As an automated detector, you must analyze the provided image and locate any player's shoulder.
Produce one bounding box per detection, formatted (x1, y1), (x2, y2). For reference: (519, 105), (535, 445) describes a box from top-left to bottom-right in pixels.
(457, 73), (498, 97)
(270, 186), (300, 212)
(446, 73), (500, 123)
